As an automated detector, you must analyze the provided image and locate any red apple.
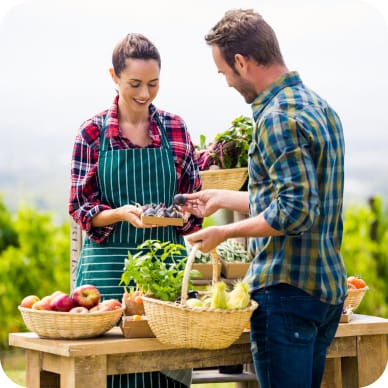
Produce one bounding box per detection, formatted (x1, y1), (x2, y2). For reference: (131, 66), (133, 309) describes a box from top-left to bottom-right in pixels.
(69, 306), (89, 314)
(89, 303), (111, 313)
(32, 296), (53, 310)
(101, 298), (123, 311)
(50, 293), (76, 312)
(21, 295), (40, 309)
(71, 284), (101, 309)
(51, 290), (65, 298)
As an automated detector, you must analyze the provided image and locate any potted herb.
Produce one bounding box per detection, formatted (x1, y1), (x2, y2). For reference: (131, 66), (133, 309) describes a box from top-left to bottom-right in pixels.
(120, 240), (199, 302)
(196, 115), (253, 170)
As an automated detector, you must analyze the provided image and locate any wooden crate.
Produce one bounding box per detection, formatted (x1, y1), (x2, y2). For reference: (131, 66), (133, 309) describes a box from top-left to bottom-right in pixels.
(220, 259), (250, 279)
(141, 215), (184, 226)
(192, 262), (222, 280)
(120, 317), (155, 338)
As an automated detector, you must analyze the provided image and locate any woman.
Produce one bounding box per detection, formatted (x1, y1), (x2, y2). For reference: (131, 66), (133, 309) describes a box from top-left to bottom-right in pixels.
(69, 33), (202, 388)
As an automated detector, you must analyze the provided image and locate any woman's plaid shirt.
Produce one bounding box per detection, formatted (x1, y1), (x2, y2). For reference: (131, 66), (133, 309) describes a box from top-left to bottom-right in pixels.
(69, 96), (202, 242)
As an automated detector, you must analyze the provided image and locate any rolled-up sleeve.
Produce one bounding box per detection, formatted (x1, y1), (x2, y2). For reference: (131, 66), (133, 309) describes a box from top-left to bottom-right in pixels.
(69, 122), (115, 243)
(260, 112), (319, 235)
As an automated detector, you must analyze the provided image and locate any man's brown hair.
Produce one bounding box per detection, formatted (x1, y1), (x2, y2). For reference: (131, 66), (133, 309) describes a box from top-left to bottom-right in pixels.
(205, 9), (285, 71)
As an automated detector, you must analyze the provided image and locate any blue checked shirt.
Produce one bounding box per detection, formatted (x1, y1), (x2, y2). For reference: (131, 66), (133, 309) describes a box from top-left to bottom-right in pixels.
(246, 71), (347, 305)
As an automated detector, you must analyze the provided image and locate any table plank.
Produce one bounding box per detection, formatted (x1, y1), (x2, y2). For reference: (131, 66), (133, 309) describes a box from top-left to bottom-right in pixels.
(335, 314), (388, 337)
(107, 344), (252, 374)
(9, 329), (251, 357)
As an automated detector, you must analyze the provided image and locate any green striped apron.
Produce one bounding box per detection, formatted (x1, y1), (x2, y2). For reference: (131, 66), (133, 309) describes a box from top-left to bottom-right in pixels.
(75, 112), (191, 388)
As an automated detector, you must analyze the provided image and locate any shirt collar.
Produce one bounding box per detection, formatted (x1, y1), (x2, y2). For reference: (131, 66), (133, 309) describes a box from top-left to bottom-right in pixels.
(105, 94), (159, 139)
(251, 71), (302, 121)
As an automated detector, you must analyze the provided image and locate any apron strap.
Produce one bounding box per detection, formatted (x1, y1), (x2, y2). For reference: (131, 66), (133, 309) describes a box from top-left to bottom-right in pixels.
(99, 108), (170, 151)
(154, 112), (171, 150)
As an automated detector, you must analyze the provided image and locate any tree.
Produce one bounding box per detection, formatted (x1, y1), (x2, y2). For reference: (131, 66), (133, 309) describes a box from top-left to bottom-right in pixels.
(0, 194), (18, 253)
(0, 201), (70, 348)
(342, 196), (388, 317)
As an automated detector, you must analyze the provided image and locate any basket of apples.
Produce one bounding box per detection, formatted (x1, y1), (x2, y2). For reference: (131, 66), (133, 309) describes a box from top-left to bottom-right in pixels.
(18, 284), (123, 339)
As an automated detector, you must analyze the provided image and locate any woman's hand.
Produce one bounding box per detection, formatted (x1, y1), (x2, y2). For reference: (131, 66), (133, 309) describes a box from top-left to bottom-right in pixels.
(120, 204), (154, 228)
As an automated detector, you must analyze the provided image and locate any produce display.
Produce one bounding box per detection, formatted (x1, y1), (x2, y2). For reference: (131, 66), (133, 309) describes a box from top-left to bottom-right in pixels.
(141, 202), (184, 219)
(140, 202), (185, 226)
(347, 275), (367, 289)
(196, 116), (253, 170)
(185, 280), (251, 310)
(19, 284), (122, 313)
(120, 240), (196, 302)
(122, 288), (145, 316)
(216, 239), (250, 263)
(186, 242), (212, 264)
(173, 194), (186, 206)
(342, 275), (369, 322)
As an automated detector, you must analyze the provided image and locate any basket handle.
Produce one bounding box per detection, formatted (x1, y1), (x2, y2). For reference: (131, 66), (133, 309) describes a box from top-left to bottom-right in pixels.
(181, 242), (219, 305)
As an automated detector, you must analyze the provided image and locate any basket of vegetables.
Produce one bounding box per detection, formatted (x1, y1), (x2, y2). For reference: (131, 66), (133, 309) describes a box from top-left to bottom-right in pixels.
(127, 241), (258, 350)
(344, 276), (368, 311)
(197, 116), (252, 191)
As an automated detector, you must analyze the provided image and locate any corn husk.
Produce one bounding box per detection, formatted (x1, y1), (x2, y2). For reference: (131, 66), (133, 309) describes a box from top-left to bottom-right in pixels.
(227, 281), (250, 309)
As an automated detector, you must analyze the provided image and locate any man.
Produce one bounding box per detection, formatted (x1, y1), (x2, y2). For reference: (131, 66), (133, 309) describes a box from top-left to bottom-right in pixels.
(184, 9), (347, 388)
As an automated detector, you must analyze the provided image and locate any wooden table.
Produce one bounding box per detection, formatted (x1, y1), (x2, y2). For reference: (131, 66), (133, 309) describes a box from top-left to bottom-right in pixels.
(8, 314), (388, 388)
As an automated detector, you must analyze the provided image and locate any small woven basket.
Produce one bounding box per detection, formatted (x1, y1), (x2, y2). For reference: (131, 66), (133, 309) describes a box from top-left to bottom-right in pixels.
(142, 243), (258, 350)
(200, 168), (248, 191)
(344, 287), (368, 311)
(18, 306), (123, 339)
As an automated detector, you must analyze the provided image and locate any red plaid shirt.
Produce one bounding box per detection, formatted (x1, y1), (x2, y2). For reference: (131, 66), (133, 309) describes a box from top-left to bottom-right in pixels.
(69, 95), (202, 242)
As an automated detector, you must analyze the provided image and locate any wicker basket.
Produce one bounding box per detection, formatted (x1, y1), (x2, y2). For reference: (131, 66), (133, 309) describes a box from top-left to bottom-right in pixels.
(142, 244), (258, 350)
(200, 168), (248, 191)
(344, 287), (368, 311)
(18, 306), (123, 339)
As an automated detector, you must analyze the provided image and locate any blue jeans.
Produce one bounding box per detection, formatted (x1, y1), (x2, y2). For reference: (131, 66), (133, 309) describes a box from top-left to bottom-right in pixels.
(250, 283), (343, 388)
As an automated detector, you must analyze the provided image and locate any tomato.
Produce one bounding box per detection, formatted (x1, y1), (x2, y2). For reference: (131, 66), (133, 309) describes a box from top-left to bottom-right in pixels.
(347, 276), (366, 289)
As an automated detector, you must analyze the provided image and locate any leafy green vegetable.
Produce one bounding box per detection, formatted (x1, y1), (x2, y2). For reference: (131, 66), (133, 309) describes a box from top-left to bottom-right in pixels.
(120, 240), (196, 302)
(196, 116), (253, 170)
(216, 239), (250, 263)
(186, 243), (212, 263)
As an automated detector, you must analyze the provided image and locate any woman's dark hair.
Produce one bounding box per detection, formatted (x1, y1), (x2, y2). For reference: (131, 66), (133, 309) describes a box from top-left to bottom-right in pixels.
(205, 9), (285, 71)
(112, 33), (161, 77)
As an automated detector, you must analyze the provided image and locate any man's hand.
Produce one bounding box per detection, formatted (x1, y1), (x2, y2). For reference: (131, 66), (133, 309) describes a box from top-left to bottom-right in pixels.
(185, 225), (227, 253)
(180, 189), (221, 218)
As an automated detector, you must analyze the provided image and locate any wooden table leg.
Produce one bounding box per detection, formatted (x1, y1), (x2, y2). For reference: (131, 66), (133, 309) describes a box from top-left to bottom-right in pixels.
(357, 334), (387, 387)
(60, 355), (107, 388)
(341, 357), (358, 388)
(26, 350), (60, 388)
(329, 335), (388, 388)
(321, 358), (342, 388)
